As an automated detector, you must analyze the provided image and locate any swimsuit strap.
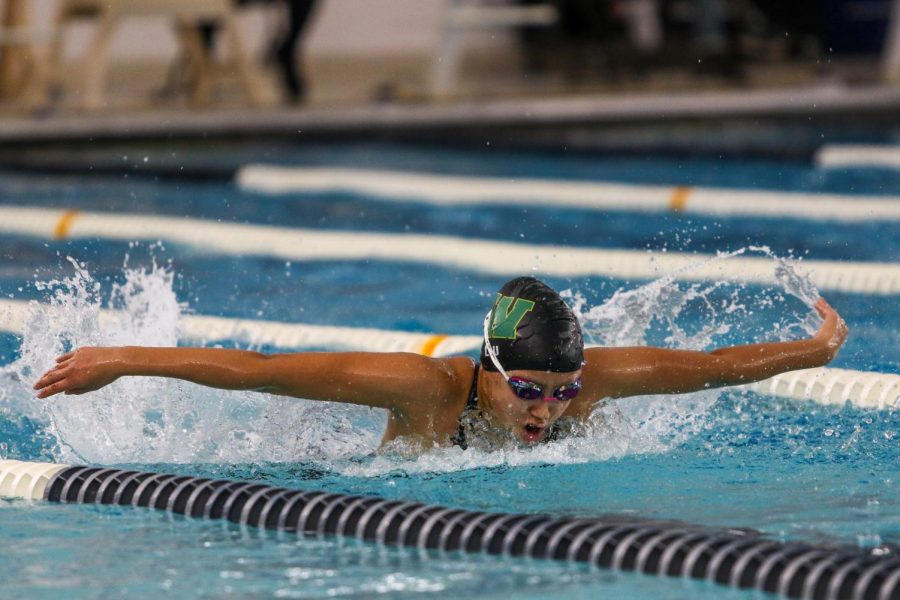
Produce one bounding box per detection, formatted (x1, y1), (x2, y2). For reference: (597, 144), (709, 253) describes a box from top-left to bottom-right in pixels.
(451, 363), (480, 449)
(466, 364), (480, 409)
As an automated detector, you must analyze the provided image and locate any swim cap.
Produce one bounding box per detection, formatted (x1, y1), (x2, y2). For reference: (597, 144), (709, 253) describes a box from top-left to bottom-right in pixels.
(480, 277), (584, 373)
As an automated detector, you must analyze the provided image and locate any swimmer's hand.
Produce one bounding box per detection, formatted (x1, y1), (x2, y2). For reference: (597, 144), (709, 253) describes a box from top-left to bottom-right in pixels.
(33, 347), (122, 398)
(812, 297), (848, 361)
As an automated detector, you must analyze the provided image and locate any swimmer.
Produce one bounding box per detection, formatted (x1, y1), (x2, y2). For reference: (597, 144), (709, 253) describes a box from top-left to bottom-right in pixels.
(33, 277), (848, 449)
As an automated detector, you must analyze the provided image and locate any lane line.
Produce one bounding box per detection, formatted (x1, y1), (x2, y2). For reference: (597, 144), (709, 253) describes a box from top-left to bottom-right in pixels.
(236, 166), (900, 222)
(0, 299), (481, 358)
(815, 145), (900, 170)
(0, 206), (898, 294)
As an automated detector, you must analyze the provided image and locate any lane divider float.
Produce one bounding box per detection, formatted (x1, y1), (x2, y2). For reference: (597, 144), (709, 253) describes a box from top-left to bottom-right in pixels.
(2, 299), (897, 410)
(235, 166), (900, 223)
(1, 206), (899, 294)
(1, 459), (898, 600)
(815, 145), (900, 170)
(744, 366), (900, 411)
(0, 299), (480, 358)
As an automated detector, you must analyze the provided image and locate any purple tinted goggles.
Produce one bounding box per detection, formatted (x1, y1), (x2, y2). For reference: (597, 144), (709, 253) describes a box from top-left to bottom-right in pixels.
(507, 376), (581, 403)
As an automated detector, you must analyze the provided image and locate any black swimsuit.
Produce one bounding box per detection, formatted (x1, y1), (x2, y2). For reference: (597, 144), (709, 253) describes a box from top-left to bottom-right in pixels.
(450, 363), (562, 449)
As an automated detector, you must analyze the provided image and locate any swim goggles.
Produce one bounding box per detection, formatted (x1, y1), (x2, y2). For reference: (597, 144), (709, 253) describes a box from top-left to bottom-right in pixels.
(482, 311), (581, 403)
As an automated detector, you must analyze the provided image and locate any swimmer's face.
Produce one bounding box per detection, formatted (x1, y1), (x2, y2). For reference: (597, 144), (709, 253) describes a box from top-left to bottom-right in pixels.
(481, 368), (581, 444)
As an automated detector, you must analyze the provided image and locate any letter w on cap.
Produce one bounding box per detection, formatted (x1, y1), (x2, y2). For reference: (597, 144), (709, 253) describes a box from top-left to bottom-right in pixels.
(489, 295), (535, 339)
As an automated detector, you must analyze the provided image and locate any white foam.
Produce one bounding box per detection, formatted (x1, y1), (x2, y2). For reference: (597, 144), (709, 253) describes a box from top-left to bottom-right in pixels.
(1, 254), (380, 464)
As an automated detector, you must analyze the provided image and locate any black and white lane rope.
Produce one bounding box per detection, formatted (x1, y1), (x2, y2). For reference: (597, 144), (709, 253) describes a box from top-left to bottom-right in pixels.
(1, 460), (897, 600)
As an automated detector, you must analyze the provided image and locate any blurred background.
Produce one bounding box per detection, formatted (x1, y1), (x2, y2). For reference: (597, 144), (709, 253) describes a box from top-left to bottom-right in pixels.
(0, 0), (897, 145)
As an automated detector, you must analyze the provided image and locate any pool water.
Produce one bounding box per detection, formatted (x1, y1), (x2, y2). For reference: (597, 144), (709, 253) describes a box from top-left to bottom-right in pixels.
(0, 141), (898, 598)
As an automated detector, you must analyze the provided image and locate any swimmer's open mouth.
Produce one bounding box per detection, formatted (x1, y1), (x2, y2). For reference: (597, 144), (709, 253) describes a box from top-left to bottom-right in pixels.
(524, 424), (544, 435)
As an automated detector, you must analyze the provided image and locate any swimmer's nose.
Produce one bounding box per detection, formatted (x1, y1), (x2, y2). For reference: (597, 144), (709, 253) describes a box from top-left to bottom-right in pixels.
(528, 401), (551, 421)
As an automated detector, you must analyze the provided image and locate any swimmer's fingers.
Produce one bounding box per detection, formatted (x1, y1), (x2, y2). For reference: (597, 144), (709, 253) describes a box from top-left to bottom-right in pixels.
(32, 352), (76, 392)
(34, 360), (98, 398)
(54, 357), (74, 371)
(33, 365), (68, 392)
(34, 347), (124, 399)
(813, 297), (848, 354)
(35, 368), (106, 398)
(35, 377), (74, 399)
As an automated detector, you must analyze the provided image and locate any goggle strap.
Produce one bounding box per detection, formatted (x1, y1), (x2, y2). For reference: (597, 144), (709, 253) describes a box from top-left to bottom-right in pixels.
(483, 310), (511, 380)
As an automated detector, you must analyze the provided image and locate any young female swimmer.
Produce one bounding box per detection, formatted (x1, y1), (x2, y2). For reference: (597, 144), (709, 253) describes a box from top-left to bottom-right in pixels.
(34, 277), (848, 449)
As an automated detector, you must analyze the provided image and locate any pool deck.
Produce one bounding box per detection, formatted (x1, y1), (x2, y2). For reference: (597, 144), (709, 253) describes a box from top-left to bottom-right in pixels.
(1, 81), (899, 147)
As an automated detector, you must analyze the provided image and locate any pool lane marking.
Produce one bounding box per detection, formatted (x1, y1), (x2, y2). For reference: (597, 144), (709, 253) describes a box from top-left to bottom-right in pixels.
(417, 334), (449, 357)
(235, 166), (900, 223)
(0, 298), (480, 357)
(815, 145), (900, 169)
(1, 206), (899, 295)
(669, 186), (690, 212)
(53, 210), (81, 239)
(2, 298), (897, 410)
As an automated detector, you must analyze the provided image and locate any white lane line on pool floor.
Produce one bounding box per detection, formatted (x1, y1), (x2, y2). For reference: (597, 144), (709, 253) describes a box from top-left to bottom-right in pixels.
(236, 166), (900, 223)
(1, 206), (899, 295)
(2, 299), (896, 410)
(815, 145), (900, 170)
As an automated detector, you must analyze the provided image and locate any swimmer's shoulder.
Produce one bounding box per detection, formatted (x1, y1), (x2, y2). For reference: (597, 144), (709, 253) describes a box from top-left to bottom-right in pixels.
(390, 354), (475, 408)
(385, 355), (475, 442)
(410, 355), (476, 421)
(431, 355), (478, 407)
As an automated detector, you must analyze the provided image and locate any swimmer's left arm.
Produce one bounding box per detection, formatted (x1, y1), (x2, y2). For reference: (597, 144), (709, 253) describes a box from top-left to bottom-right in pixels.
(580, 298), (848, 400)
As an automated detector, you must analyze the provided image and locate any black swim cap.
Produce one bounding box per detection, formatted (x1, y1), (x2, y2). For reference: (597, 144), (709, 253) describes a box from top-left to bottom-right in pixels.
(480, 277), (584, 373)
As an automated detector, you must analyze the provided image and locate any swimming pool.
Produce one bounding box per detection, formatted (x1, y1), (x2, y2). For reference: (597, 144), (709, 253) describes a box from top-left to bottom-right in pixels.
(0, 141), (898, 598)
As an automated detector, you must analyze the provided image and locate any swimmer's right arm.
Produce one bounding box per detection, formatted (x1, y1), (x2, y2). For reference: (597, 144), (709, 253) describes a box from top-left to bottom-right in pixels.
(32, 346), (463, 411)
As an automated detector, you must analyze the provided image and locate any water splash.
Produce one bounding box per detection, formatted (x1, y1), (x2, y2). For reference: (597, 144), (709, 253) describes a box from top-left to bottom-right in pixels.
(346, 247), (825, 476)
(1, 254), (379, 464)
(1, 246), (822, 473)
(547, 246), (823, 472)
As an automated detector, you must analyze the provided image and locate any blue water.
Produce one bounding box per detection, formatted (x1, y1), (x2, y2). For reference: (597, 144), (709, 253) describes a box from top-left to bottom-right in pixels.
(0, 141), (898, 599)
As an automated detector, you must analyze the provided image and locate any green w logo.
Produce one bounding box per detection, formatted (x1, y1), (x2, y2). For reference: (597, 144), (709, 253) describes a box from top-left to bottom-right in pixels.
(489, 294), (535, 339)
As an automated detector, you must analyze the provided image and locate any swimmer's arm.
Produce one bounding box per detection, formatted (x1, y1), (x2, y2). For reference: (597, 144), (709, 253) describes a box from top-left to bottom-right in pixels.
(32, 347), (461, 411)
(581, 298), (848, 400)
